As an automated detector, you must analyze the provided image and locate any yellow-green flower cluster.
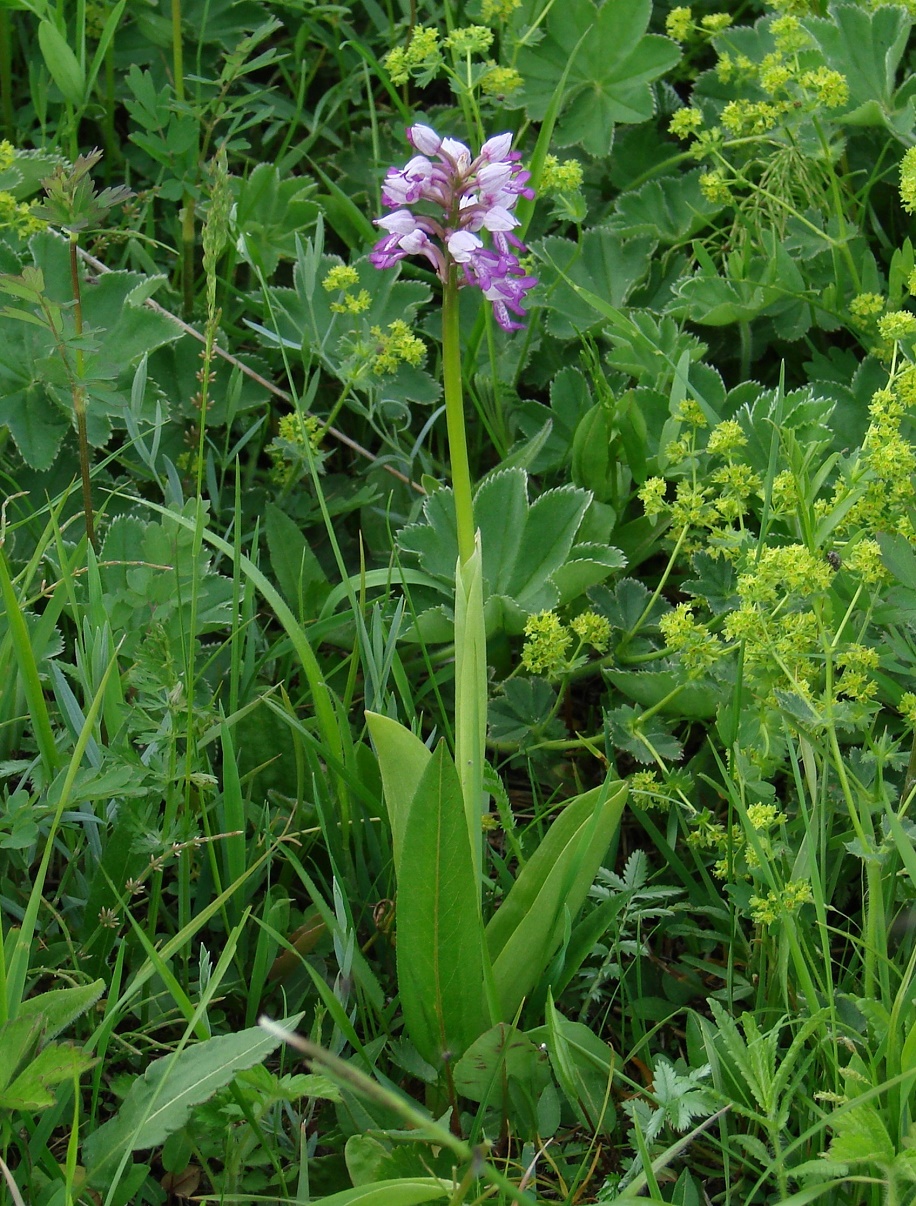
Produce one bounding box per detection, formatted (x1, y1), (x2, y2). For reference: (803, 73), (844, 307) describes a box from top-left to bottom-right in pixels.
(850, 292), (885, 322)
(901, 147), (916, 214)
(570, 611), (611, 652)
(686, 809), (729, 852)
(836, 644), (880, 703)
(749, 879), (812, 926)
(666, 6), (693, 40)
(878, 310), (916, 342)
(540, 155), (584, 195)
(278, 411), (321, 449)
(521, 609), (609, 676)
(723, 603), (820, 700)
(0, 191), (46, 237)
(720, 100), (782, 136)
(628, 770), (672, 812)
(371, 320), (425, 374)
(669, 481), (718, 533)
(845, 538), (888, 586)
(481, 0), (521, 22)
(323, 264), (358, 292)
(828, 382), (916, 539)
(521, 610), (572, 676)
(699, 170), (732, 205)
(480, 65), (523, 98)
(384, 26), (441, 85)
(445, 25), (493, 56)
(675, 399), (707, 427)
(770, 14), (809, 53)
(269, 412), (323, 484)
(0, 140), (14, 172)
(746, 802), (786, 830)
(899, 692), (916, 726)
(323, 264), (371, 315)
(706, 419), (746, 457)
(659, 603), (723, 674)
(669, 108), (704, 140)
(799, 67), (848, 109)
(702, 13), (733, 32)
(738, 544), (832, 606)
(639, 477), (668, 520)
(711, 463), (760, 522)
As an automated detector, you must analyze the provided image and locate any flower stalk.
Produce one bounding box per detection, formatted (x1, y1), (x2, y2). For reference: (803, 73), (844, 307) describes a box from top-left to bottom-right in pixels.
(67, 232), (95, 550)
(442, 264), (475, 565)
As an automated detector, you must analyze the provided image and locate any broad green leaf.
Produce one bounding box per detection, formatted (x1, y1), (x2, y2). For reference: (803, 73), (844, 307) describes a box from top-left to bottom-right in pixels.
(396, 743), (491, 1065)
(517, 0), (680, 155)
(234, 161), (320, 274)
(345, 1134), (448, 1187)
(672, 234), (810, 335)
(399, 470), (616, 636)
(608, 170), (720, 243)
(37, 20), (85, 106)
(0, 1016), (43, 1092)
(265, 502), (331, 618)
(487, 780), (628, 1020)
(534, 229), (656, 340)
(514, 366), (594, 473)
(17, 979), (105, 1041)
(509, 485), (591, 607)
(365, 712), (432, 877)
(1, 1040), (96, 1110)
(545, 991), (615, 1134)
(84, 1015), (303, 1188)
(827, 1103), (895, 1168)
(311, 1180), (449, 1205)
(553, 545), (627, 604)
(605, 670), (719, 719)
(879, 532), (916, 591)
(0, 327), (69, 468)
(453, 1023), (551, 1105)
(476, 469), (529, 596)
(805, 4), (911, 128)
(605, 704), (683, 764)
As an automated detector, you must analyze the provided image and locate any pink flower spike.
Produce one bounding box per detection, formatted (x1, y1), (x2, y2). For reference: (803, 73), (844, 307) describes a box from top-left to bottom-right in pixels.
(376, 208), (421, 235)
(407, 124), (442, 156)
(372, 125), (537, 330)
(479, 133), (513, 162)
(479, 205), (518, 232)
(446, 230), (484, 262)
(440, 137), (472, 168)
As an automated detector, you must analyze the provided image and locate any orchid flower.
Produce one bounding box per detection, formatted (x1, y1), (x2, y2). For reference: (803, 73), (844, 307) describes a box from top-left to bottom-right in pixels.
(370, 124), (537, 331)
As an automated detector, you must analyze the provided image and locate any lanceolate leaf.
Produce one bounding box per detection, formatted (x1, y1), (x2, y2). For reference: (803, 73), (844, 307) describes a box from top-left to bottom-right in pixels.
(487, 780), (628, 1020)
(310, 1180), (450, 1205)
(365, 711), (432, 877)
(84, 1015), (303, 1188)
(396, 743), (491, 1066)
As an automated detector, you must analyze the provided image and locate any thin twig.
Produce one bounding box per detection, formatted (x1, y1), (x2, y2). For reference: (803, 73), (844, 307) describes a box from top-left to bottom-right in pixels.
(77, 246), (425, 494)
(0, 1154), (27, 1206)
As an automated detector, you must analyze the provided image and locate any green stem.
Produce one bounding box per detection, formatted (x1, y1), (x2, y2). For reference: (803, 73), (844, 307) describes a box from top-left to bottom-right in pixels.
(442, 266), (475, 565)
(171, 0), (185, 102)
(69, 234), (96, 550)
(180, 196), (196, 318)
(0, 12), (13, 139)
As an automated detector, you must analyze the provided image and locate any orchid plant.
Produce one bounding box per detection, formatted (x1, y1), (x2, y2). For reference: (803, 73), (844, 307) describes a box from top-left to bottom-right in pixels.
(364, 126), (627, 1090)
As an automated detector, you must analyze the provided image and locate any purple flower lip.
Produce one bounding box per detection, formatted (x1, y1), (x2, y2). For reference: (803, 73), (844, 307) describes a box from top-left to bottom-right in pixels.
(370, 124), (537, 331)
